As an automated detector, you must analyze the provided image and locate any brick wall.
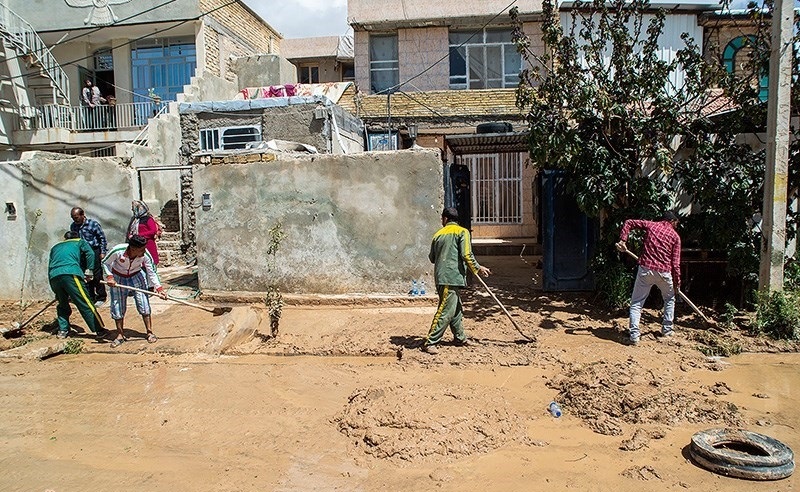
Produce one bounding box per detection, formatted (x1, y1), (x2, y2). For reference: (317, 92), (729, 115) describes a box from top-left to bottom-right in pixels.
(199, 0), (281, 80)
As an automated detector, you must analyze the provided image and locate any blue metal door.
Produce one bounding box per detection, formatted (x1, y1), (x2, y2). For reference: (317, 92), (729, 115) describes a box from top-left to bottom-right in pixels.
(542, 170), (597, 291)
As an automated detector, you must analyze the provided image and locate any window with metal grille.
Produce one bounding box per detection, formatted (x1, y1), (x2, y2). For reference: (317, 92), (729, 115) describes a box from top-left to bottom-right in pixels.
(199, 126), (261, 151)
(449, 29), (521, 90)
(456, 152), (523, 224)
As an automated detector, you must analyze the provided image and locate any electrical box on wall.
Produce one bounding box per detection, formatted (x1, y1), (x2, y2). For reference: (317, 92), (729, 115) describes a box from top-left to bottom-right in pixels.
(5, 202), (16, 220)
(202, 193), (212, 211)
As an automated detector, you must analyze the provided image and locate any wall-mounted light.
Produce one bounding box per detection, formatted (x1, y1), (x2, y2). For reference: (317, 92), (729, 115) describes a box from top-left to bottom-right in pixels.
(408, 122), (418, 146)
(5, 201), (16, 220)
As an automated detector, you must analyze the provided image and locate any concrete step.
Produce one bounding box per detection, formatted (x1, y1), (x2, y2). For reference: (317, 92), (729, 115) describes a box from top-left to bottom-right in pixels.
(157, 240), (181, 250)
(472, 240), (540, 257)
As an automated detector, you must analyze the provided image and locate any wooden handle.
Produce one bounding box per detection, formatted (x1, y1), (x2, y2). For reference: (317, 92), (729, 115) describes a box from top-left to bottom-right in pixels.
(100, 280), (217, 313)
(474, 273), (534, 341)
(619, 246), (711, 324)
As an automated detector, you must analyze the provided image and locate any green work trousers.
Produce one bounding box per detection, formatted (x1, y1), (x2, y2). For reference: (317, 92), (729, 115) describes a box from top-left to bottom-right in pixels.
(49, 274), (104, 333)
(425, 285), (467, 346)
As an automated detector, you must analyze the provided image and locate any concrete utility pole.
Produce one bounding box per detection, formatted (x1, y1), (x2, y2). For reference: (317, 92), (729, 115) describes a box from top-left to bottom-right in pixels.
(759, 0), (794, 292)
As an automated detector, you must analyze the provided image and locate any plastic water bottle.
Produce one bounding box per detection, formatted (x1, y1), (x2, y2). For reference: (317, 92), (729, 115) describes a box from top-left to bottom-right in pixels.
(419, 279), (426, 295)
(549, 402), (562, 418)
(411, 279), (419, 296)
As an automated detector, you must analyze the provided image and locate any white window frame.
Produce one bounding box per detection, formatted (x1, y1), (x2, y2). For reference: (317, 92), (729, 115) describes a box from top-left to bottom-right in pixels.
(449, 29), (521, 90)
(456, 152), (523, 224)
(199, 125), (261, 151)
(369, 35), (399, 93)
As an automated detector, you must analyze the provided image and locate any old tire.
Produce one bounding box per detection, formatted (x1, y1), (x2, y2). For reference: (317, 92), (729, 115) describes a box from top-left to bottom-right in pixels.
(689, 428), (794, 480)
(689, 447), (795, 480)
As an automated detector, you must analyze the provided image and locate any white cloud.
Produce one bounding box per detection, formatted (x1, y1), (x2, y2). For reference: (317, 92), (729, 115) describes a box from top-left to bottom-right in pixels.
(243, 0), (350, 39)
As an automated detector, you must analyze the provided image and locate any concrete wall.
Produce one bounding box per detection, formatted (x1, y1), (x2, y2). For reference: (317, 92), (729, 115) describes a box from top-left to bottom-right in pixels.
(0, 152), (138, 299)
(8, 0), (200, 31)
(179, 98), (365, 155)
(194, 149), (444, 293)
(230, 55), (298, 88)
(178, 73), (238, 104)
(348, 0), (542, 25)
(117, 111), (184, 217)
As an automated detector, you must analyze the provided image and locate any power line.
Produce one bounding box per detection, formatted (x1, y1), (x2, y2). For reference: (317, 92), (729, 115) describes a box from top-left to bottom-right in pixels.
(1, 0), (239, 84)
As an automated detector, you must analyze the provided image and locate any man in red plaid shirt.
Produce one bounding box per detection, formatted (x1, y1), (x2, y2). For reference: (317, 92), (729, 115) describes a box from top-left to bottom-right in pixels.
(616, 211), (681, 345)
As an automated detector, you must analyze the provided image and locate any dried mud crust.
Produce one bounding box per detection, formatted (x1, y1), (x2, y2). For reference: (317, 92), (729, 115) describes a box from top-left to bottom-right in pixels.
(550, 359), (744, 436)
(334, 384), (540, 463)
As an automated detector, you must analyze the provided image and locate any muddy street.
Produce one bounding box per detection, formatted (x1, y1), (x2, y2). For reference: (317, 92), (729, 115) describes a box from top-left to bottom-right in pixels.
(0, 259), (798, 491)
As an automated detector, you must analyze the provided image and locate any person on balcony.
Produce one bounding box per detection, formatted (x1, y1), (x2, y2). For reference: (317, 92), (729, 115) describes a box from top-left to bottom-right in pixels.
(81, 79), (106, 129)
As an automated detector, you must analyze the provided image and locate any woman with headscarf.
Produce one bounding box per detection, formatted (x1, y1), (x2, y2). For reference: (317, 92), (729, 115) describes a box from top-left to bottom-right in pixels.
(127, 200), (161, 267)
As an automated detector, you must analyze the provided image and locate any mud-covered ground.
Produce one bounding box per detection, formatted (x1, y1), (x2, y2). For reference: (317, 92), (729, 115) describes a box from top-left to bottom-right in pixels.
(1, 257), (798, 491)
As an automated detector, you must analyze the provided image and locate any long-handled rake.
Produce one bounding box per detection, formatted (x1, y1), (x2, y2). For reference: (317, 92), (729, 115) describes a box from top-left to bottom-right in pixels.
(619, 246), (716, 327)
(101, 281), (232, 316)
(473, 275), (535, 342)
(1, 299), (57, 335)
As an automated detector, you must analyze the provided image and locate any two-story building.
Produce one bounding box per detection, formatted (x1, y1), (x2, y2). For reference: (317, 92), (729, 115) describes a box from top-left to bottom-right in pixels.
(0, 0), (281, 157)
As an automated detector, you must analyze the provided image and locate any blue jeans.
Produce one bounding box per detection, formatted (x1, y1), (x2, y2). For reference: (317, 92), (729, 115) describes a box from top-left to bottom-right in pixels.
(629, 266), (675, 341)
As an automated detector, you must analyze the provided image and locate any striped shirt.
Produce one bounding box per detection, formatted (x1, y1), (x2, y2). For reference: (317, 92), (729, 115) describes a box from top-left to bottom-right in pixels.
(619, 219), (681, 288)
(70, 217), (107, 253)
(102, 243), (161, 289)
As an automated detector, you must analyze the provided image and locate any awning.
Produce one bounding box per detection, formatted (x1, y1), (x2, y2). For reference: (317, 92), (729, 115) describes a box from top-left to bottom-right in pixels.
(445, 132), (529, 154)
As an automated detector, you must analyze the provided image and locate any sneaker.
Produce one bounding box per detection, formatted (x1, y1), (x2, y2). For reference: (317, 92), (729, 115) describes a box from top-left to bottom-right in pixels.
(94, 300), (106, 308)
(454, 338), (471, 347)
(95, 327), (109, 339)
(661, 330), (674, 338)
(422, 344), (439, 355)
(56, 330), (69, 339)
(624, 337), (640, 346)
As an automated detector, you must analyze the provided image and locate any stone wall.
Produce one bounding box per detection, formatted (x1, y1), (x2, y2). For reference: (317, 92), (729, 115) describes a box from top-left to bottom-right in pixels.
(193, 149), (444, 293)
(199, 0), (281, 81)
(0, 153), (138, 299)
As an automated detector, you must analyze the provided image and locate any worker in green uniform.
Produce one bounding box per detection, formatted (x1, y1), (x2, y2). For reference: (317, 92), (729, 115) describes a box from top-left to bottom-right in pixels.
(48, 231), (106, 339)
(423, 207), (491, 355)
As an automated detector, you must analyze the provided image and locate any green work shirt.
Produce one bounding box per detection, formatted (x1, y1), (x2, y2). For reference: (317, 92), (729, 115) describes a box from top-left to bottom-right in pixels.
(48, 238), (94, 279)
(429, 221), (481, 287)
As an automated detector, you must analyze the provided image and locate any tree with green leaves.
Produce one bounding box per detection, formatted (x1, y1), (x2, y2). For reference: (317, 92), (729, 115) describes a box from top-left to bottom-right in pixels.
(511, 0), (799, 309)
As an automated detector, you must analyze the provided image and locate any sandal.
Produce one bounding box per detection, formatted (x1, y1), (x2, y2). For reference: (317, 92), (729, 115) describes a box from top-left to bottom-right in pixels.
(110, 337), (125, 348)
(146, 333), (158, 343)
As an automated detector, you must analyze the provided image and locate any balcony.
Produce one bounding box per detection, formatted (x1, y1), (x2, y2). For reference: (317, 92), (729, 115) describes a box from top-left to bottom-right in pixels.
(13, 101), (168, 148)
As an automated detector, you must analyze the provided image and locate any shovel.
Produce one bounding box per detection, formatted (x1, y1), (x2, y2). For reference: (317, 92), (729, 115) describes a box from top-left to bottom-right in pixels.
(619, 246), (716, 327)
(100, 281), (232, 316)
(473, 274), (535, 342)
(1, 299), (57, 335)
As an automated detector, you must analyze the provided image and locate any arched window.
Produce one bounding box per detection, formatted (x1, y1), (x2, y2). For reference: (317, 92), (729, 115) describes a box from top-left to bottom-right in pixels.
(723, 35), (768, 101)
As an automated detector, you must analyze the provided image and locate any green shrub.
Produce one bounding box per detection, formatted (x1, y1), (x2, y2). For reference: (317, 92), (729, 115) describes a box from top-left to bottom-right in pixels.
(593, 252), (633, 310)
(752, 290), (800, 340)
(63, 339), (84, 354)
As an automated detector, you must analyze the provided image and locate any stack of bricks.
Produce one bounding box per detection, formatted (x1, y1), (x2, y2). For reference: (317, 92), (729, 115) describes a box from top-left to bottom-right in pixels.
(194, 153), (277, 165)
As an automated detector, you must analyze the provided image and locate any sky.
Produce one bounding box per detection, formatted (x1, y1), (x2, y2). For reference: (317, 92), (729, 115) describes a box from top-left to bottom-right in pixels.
(243, 0), (351, 39)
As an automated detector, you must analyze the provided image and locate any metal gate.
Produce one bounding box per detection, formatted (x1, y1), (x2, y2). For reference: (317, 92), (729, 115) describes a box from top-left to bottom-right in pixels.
(455, 152), (522, 224)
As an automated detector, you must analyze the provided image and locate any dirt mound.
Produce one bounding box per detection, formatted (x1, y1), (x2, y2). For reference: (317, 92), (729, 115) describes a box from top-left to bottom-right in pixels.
(334, 384), (538, 463)
(550, 359), (743, 435)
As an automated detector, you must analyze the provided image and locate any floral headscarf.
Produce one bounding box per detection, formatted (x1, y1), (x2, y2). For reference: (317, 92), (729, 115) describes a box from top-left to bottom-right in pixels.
(127, 200), (151, 239)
